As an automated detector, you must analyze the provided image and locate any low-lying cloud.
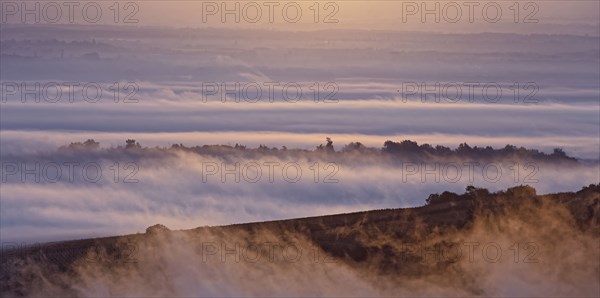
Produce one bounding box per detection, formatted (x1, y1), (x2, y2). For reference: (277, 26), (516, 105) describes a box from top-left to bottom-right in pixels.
(1, 143), (598, 243)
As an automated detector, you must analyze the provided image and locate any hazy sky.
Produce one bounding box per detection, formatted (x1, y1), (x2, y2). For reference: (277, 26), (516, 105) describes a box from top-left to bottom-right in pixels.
(2, 1), (599, 34)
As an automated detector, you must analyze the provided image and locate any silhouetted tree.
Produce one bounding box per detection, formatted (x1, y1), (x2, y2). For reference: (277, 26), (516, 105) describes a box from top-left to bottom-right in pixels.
(552, 148), (567, 157)
(125, 139), (141, 149)
(426, 193), (440, 205)
(83, 139), (99, 148)
(457, 143), (472, 155)
(342, 142), (365, 152)
(317, 137), (335, 152)
(326, 137), (334, 152)
(64, 139), (99, 150)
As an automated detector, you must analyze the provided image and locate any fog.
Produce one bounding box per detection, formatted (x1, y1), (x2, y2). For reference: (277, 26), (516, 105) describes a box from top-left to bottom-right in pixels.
(1, 142), (598, 243)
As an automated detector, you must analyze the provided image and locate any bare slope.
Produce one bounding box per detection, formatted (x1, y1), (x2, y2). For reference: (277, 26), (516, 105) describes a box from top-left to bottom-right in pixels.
(1, 184), (598, 296)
